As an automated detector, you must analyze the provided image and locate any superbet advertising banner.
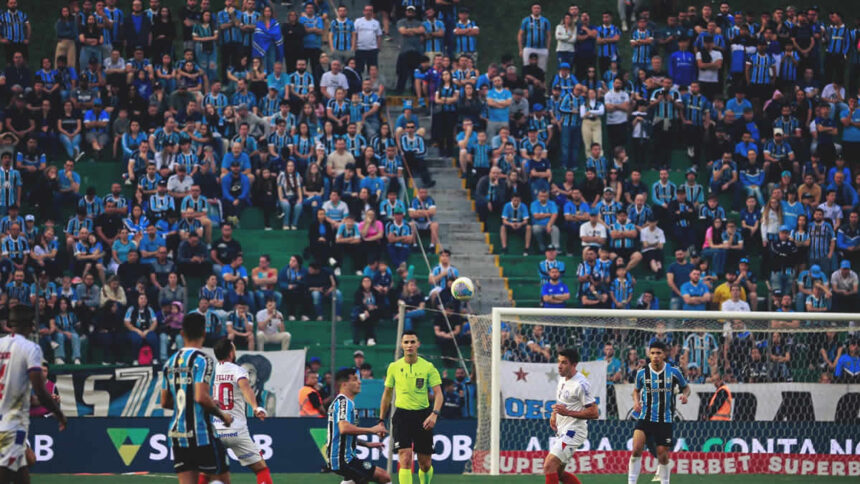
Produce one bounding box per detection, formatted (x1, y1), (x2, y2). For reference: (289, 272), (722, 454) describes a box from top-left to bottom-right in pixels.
(27, 418), (860, 475)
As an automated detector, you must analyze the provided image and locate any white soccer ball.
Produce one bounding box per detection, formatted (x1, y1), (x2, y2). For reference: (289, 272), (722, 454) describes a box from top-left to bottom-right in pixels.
(451, 277), (475, 301)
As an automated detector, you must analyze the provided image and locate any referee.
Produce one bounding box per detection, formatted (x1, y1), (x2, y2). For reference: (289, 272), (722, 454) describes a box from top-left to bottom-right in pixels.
(379, 331), (442, 484)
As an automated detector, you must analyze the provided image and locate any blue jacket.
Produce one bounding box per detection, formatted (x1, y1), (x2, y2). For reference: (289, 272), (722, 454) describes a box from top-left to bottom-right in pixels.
(220, 173), (250, 203)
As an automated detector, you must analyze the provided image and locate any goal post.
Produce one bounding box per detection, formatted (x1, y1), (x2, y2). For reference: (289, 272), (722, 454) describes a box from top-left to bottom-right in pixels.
(473, 307), (860, 476)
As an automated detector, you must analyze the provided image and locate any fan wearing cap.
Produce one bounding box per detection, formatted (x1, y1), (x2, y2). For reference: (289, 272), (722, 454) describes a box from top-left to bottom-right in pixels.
(830, 260), (859, 313)
(83, 98), (110, 159)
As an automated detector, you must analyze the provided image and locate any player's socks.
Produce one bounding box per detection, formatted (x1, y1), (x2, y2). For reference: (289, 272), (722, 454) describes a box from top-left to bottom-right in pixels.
(399, 468), (413, 484)
(652, 464), (663, 482)
(544, 473), (559, 484)
(628, 456), (642, 484)
(255, 467), (273, 484)
(197, 474), (208, 484)
(561, 472), (582, 484)
(659, 462), (671, 484)
(418, 466), (433, 484)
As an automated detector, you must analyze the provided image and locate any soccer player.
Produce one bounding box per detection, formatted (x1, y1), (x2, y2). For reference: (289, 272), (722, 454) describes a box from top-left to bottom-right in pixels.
(379, 331), (442, 484)
(161, 313), (233, 484)
(212, 338), (273, 484)
(326, 368), (391, 484)
(543, 348), (598, 484)
(628, 340), (690, 484)
(0, 306), (66, 484)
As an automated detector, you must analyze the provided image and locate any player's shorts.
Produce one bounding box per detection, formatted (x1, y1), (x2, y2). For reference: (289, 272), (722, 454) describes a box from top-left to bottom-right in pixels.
(334, 458), (377, 483)
(218, 428), (263, 466)
(0, 429), (28, 472)
(548, 428), (587, 464)
(634, 420), (673, 447)
(172, 438), (230, 475)
(392, 408), (434, 454)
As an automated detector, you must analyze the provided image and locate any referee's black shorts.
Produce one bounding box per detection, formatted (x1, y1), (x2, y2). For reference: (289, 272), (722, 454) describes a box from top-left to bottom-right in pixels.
(634, 420), (673, 447)
(392, 408), (434, 454)
(172, 438), (229, 474)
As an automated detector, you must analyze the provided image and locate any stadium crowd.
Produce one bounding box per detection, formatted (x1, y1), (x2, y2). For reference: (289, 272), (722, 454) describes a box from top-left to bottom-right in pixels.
(0, 0), (854, 392)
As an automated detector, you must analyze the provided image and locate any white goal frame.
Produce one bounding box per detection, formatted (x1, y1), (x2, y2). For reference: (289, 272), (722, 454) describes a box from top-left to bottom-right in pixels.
(487, 307), (859, 476)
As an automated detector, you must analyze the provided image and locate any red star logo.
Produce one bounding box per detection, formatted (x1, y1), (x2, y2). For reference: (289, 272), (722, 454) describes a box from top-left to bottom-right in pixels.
(514, 367), (529, 382)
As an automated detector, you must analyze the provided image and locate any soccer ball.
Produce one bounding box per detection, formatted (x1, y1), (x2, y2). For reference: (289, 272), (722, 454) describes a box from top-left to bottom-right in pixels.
(451, 277), (475, 301)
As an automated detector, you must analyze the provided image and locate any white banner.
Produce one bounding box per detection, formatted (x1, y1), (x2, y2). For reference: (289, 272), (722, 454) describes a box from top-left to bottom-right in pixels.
(614, 383), (860, 421)
(500, 360), (607, 419)
(223, 349), (307, 417)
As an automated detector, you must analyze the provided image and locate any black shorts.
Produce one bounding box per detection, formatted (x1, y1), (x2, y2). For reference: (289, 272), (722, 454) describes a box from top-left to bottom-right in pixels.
(642, 249), (664, 266)
(172, 438), (229, 475)
(613, 247), (635, 261)
(392, 408), (434, 454)
(634, 420), (673, 447)
(335, 458), (377, 483)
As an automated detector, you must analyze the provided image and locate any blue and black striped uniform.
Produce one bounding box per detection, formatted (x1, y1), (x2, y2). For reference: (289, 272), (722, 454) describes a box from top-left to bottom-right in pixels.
(162, 348), (217, 447)
(597, 24), (621, 59)
(0, 9), (28, 43)
(827, 24), (849, 55)
(519, 15), (550, 49)
(423, 19), (445, 53)
(330, 18), (354, 51)
(748, 53), (774, 84)
(682, 93), (710, 127)
(0, 168), (21, 208)
(635, 364), (688, 423)
(326, 393), (358, 471)
(454, 20), (477, 53)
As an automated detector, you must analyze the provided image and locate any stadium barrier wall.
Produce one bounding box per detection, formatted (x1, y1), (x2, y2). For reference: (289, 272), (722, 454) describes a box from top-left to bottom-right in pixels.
(29, 418), (860, 475)
(52, 350), (306, 417)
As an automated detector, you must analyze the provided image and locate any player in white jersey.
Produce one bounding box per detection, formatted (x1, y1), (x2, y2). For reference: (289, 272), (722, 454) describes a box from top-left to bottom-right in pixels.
(543, 348), (598, 484)
(0, 306), (65, 483)
(211, 339), (273, 484)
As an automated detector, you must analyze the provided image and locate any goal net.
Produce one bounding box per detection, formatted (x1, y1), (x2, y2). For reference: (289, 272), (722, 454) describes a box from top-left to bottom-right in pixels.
(467, 308), (860, 477)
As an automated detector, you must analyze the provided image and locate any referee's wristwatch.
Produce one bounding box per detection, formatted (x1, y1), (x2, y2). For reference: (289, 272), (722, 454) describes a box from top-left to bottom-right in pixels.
(431, 410), (440, 417)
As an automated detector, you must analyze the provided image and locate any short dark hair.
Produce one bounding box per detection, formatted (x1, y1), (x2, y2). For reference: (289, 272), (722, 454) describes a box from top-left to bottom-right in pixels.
(214, 338), (234, 360)
(335, 368), (357, 386)
(559, 348), (580, 365)
(402, 330), (419, 340)
(649, 340), (668, 352)
(182, 313), (206, 340)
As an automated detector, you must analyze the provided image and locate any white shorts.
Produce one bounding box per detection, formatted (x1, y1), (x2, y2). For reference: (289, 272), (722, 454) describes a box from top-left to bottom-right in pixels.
(549, 428), (587, 464)
(218, 428), (262, 466)
(0, 429), (28, 472)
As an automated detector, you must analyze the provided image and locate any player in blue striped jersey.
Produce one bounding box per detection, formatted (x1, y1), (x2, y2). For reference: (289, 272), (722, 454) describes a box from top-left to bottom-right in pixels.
(628, 340), (689, 484)
(326, 368), (390, 484)
(161, 313), (232, 482)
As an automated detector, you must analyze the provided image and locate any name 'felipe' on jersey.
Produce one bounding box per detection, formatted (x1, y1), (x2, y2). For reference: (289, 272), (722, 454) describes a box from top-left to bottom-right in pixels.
(555, 371), (595, 436)
(0, 334), (42, 432)
(213, 361), (249, 432)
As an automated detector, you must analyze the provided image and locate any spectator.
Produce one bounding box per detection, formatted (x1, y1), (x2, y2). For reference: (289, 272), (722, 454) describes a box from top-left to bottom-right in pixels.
(305, 262), (342, 321)
(352, 276), (379, 346)
(251, 254), (281, 309)
(834, 339), (860, 384)
(123, 293), (159, 364)
(639, 217), (666, 278)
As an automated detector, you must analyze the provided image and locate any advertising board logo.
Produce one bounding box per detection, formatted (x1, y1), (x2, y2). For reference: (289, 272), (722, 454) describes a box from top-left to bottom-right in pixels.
(107, 428), (150, 465)
(309, 428), (328, 460)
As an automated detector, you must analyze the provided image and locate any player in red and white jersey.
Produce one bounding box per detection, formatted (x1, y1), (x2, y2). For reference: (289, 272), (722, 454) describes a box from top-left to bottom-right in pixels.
(543, 348), (598, 484)
(0, 306), (65, 483)
(210, 339), (272, 484)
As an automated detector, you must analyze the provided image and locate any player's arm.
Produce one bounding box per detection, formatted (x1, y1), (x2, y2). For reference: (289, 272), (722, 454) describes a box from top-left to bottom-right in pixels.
(161, 389), (173, 410)
(338, 419), (387, 437)
(30, 369), (66, 430)
(238, 377), (266, 420)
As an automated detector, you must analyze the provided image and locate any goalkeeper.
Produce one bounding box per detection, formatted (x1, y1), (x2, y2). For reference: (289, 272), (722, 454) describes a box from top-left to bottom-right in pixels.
(379, 331), (443, 484)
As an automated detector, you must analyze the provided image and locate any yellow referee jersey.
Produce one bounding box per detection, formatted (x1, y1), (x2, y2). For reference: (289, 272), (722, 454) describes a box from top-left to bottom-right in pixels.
(384, 356), (442, 410)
